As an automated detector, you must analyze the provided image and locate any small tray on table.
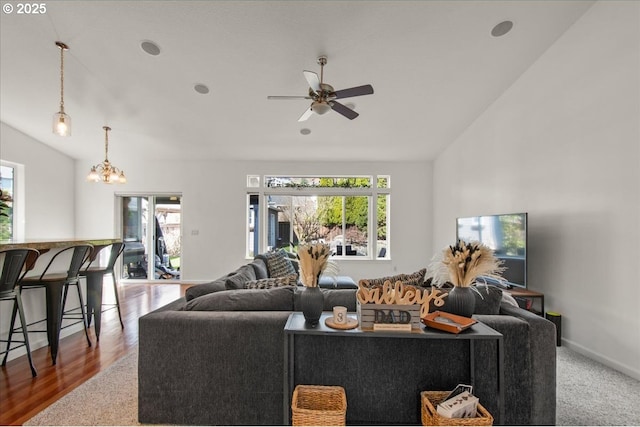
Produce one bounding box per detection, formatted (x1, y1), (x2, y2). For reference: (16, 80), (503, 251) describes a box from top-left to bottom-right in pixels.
(421, 311), (476, 334)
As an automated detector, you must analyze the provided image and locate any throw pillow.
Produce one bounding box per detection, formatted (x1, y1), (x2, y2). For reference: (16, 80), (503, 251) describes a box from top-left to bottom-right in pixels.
(225, 264), (257, 290)
(472, 285), (503, 315)
(244, 274), (298, 289)
(184, 286), (295, 311)
(256, 249), (297, 278)
(359, 268), (427, 289)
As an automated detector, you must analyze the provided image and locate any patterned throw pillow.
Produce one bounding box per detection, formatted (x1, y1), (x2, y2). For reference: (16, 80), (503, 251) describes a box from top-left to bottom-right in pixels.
(244, 274), (298, 289)
(257, 249), (298, 278)
(359, 268), (427, 289)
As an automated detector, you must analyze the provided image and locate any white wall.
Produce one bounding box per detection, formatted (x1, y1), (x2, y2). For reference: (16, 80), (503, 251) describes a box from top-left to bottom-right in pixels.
(432, 1), (639, 379)
(74, 158), (433, 283)
(1, 122), (76, 239)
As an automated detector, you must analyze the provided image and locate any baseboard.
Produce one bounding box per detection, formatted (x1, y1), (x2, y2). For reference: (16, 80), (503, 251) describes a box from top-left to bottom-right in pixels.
(562, 338), (640, 381)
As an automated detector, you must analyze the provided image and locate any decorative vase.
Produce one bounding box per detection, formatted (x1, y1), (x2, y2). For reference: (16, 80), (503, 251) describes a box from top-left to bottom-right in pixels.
(445, 286), (476, 318)
(301, 286), (324, 326)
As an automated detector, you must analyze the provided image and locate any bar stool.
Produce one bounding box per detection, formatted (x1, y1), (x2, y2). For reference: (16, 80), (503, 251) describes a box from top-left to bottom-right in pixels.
(0, 248), (40, 377)
(80, 241), (125, 340)
(19, 244), (93, 365)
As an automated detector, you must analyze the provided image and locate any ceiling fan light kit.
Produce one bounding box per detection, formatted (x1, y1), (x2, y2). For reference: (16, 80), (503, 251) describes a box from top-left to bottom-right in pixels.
(268, 55), (374, 122)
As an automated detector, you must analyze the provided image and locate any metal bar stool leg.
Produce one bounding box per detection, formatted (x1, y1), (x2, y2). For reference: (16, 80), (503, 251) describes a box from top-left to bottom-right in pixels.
(1, 295), (37, 377)
(111, 273), (124, 329)
(16, 293), (37, 376)
(1, 301), (19, 366)
(60, 281), (92, 348)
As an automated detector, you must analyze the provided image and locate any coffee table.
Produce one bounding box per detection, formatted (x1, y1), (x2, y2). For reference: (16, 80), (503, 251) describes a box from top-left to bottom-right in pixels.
(283, 311), (504, 424)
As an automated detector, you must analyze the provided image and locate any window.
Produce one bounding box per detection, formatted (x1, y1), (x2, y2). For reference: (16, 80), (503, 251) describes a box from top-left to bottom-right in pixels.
(246, 175), (390, 259)
(0, 161), (24, 241)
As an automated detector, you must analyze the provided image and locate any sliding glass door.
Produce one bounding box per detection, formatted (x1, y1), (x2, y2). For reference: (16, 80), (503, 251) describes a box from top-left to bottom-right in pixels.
(119, 194), (182, 281)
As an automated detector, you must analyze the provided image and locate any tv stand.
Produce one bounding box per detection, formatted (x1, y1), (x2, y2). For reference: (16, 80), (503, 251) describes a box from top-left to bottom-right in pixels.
(506, 288), (544, 316)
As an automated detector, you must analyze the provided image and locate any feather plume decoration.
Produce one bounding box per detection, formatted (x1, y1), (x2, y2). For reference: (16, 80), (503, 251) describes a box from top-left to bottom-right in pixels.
(427, 239), (506, 287)
(297, 242), (331, 287)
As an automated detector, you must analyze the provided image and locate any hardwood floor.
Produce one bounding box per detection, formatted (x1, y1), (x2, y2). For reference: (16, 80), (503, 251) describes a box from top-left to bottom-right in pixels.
(0, 280), (188, 426)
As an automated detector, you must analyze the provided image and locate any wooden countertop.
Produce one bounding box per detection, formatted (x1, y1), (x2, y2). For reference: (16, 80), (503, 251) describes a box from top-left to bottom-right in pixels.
(0, 238), (121, 251)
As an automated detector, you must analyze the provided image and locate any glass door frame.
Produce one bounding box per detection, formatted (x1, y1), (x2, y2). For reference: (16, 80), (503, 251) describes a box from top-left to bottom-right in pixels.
(115, 192), (183, 282)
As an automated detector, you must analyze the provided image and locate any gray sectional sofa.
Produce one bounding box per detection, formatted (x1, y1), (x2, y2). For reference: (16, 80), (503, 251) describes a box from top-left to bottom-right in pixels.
(138, 254), (556, 425)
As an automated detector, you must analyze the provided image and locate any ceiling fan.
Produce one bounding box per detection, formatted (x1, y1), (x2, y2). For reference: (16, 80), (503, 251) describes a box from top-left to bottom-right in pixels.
(267, 56), (374, 122)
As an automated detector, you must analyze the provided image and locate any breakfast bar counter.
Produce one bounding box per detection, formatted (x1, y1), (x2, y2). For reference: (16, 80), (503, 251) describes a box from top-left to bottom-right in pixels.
(0, 238), (121, 252)
(0, 237), (122, 365)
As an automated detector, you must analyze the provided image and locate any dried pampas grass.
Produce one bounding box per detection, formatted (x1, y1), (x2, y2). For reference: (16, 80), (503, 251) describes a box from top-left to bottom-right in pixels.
(428, 239), (505, 287)
(297, 242), (331, 287)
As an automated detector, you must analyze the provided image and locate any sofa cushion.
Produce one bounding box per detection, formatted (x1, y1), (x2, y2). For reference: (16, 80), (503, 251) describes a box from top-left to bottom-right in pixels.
(184, 286), (295, 311)
(256, 249), (297, 278)
(225, 264), (257, 290)
(185, 276), (229, 301)
(245, 274), (298, 289)
(249, 258), (269, 280)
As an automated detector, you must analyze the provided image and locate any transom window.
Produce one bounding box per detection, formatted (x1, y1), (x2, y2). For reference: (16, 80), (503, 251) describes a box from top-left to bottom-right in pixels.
(247, 175), (390, 260)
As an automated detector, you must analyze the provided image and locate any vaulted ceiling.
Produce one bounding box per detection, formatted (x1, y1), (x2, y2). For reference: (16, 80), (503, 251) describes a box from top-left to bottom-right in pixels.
(0, 1), (594, 163)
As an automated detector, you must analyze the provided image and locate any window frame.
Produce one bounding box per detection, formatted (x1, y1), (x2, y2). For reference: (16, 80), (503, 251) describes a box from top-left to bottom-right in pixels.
(246, 175), (390, 260)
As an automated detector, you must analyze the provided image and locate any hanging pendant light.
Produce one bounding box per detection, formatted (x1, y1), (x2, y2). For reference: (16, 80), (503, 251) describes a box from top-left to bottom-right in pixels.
(52, 41), (71, 136)
(87, 126), (127, 184)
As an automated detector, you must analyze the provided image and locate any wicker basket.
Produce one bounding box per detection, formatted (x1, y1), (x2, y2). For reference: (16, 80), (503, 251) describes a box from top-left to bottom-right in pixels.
(291, 385), (347, 426)
(421, 391), (493, 426)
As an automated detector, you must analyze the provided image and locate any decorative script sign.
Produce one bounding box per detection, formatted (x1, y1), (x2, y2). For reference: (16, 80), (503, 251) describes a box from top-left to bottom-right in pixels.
(356, 280), (447, 331)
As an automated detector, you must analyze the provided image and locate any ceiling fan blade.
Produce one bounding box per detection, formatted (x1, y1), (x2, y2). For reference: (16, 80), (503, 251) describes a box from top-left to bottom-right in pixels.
(303, 70), (321, 93)
(267, 95), (313, 100)
(331, 84), (374, 99)
(298, 107), (314, 122)
(330, 101), (359, 120)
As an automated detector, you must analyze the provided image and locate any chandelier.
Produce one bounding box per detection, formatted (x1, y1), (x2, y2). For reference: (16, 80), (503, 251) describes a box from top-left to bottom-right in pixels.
(52, 41), (71, 136)
(87, 126), (127, 184)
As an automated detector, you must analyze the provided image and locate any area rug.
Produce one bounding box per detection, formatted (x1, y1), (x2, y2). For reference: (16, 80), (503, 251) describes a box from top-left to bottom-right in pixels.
(23, 346), (640, 426)
(24, 350), (140, 426)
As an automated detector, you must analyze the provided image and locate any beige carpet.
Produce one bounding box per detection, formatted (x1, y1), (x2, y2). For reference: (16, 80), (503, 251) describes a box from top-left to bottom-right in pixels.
(24, 350), (140, 426)
(23, 346), (640, 426)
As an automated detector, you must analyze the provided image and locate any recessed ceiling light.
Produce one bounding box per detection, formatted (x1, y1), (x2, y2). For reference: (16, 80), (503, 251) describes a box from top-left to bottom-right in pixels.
(300, 128), (311, 135)
(141, 40), (161, 56)
(491, 21), (513, 37)
(344, 102), (356, 110)
(194, 84), (210, 95)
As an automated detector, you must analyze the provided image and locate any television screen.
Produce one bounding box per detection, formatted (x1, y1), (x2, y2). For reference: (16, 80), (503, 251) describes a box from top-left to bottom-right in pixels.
(456, 212), (527, 288)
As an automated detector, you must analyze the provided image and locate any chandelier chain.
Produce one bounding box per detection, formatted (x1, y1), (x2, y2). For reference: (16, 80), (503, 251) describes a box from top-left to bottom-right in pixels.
(60, 45), (64, 109)
(104, 126), (110, 161)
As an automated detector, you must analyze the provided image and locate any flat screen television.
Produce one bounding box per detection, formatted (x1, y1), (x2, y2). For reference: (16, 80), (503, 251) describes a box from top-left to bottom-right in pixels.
(456, 212), (528, 288)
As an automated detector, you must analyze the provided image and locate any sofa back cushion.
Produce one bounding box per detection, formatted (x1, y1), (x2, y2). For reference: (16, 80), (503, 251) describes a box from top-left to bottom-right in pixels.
(249, 258), (269, 280)
(225, 264), (258, 290)
(185, 275), (229, 301)
(184, 286), (295, 311)
(293, 288), (357, 312)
